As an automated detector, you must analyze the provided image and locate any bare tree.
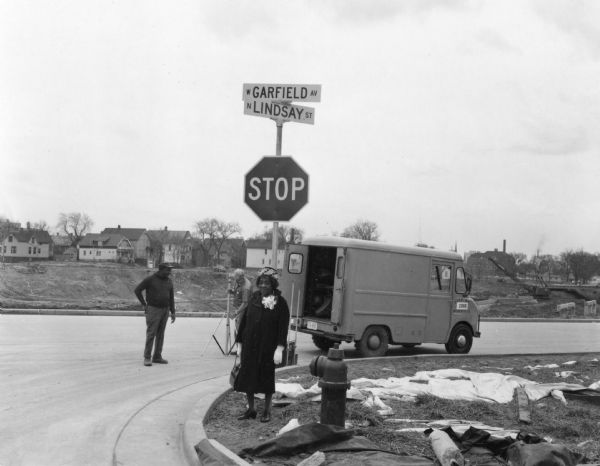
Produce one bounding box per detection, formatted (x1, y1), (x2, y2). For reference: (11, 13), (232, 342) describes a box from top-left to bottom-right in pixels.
(341, 219), (380, 241)
(249, 224), (304, 245)
(31, 220), (49, 231)
(0, 216), (19, 240)
(213, 220), (241, 265)
(193, 218), (241, 266)
(561, 249), (600, 284)
(193, 219), (217, 265)
(57, 212), (94, 243)
(509, 252), (527, 265)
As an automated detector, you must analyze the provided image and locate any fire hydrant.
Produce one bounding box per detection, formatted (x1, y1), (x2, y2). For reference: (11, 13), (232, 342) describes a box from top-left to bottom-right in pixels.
(309, 343), (350, 427)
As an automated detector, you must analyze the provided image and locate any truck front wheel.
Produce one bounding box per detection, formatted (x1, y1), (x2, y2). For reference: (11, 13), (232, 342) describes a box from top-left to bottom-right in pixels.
(312, 335), (335, 352)
(445, 323), (473, 354)
(357, 326), (389, 358)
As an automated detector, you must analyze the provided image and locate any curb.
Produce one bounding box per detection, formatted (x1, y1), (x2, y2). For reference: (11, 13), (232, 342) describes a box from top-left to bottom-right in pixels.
(481, 317), (600, 323)
(0, 308), (223, 317)
(2, 308), (600, 322)
(186, 365), (303, 465)
(181, 377), (236, 466)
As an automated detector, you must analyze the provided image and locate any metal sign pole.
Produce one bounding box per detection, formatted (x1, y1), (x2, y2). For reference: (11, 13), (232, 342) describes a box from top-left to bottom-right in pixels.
(272, 121), (283, 268)
(225, 282), (231, 354)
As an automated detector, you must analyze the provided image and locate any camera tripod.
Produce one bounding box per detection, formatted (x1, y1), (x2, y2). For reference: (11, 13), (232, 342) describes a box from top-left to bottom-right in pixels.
(202, 275), (237, 356)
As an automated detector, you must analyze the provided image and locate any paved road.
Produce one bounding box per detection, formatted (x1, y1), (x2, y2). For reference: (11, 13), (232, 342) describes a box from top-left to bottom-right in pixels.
(1, 315), (599, 466)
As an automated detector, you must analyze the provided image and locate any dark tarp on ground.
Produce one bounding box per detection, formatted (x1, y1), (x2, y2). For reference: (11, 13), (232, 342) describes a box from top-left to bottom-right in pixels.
(238, 422), (355, 458)
(563, 388), (600, 405)
(506, 442), (587, 466)
(238, 423), (590, 466)
(433, 426), (589, 466)
(238, 422), (433, 465)
(324, 450), (434, 466)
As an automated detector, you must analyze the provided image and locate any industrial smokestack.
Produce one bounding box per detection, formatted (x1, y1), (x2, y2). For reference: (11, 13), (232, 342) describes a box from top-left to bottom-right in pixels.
(503, 239), (506, 253)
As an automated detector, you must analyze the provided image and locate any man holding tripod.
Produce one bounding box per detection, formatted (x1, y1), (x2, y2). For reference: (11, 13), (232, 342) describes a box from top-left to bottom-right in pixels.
(228, 269), (252, 340)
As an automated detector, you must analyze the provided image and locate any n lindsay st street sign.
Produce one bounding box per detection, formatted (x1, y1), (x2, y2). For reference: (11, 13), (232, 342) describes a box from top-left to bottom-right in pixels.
(243, 100), (315, 125)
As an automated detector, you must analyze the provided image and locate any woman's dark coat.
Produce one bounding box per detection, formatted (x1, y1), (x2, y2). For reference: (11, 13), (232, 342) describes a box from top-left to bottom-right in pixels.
(234, 289), (290, 394)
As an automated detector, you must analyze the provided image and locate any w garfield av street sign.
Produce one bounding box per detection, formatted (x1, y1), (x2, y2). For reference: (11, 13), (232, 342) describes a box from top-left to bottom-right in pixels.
(242, 84), (321, 102)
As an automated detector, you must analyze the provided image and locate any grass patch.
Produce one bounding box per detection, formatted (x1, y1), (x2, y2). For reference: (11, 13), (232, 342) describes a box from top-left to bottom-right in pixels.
(204, 353), (600, 464)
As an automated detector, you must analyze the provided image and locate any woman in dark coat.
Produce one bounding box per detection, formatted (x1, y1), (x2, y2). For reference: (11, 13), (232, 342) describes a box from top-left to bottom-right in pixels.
(234, 267), (290, 422)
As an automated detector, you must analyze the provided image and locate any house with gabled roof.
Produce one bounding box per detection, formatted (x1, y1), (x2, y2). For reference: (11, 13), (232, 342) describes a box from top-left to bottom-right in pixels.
(101, 226), (147, 262)
(1, 228), (53, 262)
(140, 227), (193, 266)
(77, 233), (134, 262)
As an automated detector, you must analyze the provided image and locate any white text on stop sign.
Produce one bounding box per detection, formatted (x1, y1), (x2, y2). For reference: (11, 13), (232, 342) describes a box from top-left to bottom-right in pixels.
(248, 177), (306, 201)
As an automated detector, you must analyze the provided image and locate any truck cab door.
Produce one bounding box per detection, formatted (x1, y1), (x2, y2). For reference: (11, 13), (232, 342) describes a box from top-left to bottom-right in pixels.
(281, 244), (309, 323)
(425, 261), (453, 342)
(330, 247), (346, 325)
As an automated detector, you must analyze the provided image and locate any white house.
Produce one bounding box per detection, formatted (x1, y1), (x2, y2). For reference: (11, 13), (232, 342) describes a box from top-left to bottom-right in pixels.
(142, 228), (193, 266)
(1, 229), (53, 262)
(78, 233), (134, 262)
(244, 239), (284, 269)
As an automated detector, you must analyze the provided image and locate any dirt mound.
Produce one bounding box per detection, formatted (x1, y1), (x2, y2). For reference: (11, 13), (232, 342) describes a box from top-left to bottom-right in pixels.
(473, 277), (598, 319)
(0, 262), (231, 312)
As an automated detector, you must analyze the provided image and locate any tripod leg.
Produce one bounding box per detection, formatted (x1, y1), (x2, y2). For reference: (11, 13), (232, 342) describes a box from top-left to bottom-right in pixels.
(212, 335), (225, 355)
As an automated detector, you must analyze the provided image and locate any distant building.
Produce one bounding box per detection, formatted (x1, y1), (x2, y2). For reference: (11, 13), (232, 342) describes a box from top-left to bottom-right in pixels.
(52, 234), (75, 259)
(1, 229), (53, 262)
(78, 233), (134, 262)
(245, 239), (285, 269)
(141, 227), (193, 266)
(101, 226), (147, 263)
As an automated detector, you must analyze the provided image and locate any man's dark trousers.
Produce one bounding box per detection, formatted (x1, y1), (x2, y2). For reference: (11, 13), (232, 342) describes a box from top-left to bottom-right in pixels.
(144, 305), (169, 360)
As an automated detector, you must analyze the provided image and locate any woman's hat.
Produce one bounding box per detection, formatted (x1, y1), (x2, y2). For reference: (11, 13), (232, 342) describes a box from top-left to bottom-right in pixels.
(258, 267), (279, 280)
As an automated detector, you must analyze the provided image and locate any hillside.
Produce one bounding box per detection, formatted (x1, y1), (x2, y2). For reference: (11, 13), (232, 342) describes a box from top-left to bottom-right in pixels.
(0, 261), (235, 313)
(0, 261), (597, 318)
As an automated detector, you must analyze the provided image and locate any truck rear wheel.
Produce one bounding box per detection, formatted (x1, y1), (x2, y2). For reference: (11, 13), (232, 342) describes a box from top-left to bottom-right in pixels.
(312, 335), (335, 352)
(357, 326), (389, 358)
(445, 323), (473, 354)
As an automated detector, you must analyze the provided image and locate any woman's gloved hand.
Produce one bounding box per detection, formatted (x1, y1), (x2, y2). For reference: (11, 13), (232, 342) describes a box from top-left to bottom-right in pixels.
(274, 345), (284, 364)
(237, 343), (242, 360)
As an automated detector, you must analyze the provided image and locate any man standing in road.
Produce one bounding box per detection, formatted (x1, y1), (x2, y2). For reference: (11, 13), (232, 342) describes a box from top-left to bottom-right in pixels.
(135, 263), (176, 366)
(228, 269), (252, 335)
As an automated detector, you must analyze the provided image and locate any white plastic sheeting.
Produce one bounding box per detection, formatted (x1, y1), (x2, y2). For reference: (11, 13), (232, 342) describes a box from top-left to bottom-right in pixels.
(276, 369), (600, 404)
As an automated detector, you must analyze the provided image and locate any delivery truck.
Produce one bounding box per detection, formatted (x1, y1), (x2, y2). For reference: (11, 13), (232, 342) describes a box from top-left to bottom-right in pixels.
(280, 236), (480, 357)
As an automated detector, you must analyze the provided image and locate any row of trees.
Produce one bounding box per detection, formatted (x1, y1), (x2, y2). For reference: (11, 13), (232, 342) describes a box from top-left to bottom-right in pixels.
(509, 250), (600, 285)
(6, 212), (597, 283)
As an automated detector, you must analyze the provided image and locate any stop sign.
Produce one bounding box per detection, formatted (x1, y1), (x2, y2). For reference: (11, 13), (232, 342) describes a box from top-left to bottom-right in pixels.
(244, 156), (309, 221)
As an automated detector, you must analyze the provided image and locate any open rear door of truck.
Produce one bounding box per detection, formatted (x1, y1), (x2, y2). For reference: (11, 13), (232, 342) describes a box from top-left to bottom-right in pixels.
(330, 247), (346, 325)
(281, 244), (309, 326)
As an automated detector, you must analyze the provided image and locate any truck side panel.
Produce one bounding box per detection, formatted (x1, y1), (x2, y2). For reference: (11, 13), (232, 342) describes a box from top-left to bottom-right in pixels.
(340, 249), (431, 344)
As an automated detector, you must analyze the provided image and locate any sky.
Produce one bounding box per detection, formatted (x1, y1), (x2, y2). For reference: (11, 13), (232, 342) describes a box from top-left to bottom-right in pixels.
(2, 0), (599, 258)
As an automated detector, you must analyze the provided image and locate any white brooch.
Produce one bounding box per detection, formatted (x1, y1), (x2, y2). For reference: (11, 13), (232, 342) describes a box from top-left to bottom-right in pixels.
(262, 295), (277, 310)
